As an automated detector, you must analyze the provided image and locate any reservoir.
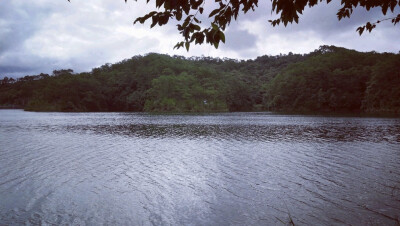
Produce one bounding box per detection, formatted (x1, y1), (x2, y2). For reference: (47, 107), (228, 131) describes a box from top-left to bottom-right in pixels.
(0, 110), (399, 225)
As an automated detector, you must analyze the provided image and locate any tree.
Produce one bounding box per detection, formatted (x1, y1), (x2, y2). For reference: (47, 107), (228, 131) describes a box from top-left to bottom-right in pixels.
(1, 77), (9, 85)
(122, 0), (400, 50)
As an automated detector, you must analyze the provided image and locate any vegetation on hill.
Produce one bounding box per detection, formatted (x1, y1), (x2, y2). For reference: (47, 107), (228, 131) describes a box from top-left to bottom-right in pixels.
(0, 46), (399, 115)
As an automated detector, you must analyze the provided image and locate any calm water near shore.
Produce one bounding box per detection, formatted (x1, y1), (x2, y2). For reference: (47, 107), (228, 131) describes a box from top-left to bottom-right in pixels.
(0, 110), (399, 225)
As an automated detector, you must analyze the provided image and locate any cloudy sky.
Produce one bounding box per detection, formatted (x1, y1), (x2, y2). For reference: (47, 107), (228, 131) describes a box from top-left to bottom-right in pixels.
(1, 0), (399, 77)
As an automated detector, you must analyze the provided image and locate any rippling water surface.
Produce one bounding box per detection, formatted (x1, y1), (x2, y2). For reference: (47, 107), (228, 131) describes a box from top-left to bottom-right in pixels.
(1, 110), (400, 225)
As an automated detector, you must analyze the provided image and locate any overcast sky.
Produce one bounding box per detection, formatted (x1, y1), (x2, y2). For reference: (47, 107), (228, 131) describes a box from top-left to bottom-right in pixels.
(1, 0), (399, 78)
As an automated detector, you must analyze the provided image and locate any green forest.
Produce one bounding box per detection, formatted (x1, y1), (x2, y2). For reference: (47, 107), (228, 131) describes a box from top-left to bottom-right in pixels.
(1, 45), (399, 115)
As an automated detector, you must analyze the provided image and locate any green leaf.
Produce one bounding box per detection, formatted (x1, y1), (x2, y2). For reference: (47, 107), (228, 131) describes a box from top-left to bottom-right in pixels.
(356, 26), (364, 35)
(151, 16), (158, 28)
(211, 23), (219, 30)
(213, 41), (219, 49)
(219, 31), (225, 43)
(193, 24), (201, 31)
(209, 9), (220, 17)
(176, 11), (182, 20)
(182, 16), (191, 27)
(156, 0), (165, 8)
(185, 42), (190, 51)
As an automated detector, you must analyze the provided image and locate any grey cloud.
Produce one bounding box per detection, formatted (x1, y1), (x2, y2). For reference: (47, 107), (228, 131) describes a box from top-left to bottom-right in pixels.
(0, 0), (163, 77)
(1, 0), (399, 78)
(219, 23), (258, 58)
(235, 1), (398, 39)
(0, 1), (67, 76)
(0, 66), (38, 75)
(223, 26), (257, 50)
(0, 3), (39, 53)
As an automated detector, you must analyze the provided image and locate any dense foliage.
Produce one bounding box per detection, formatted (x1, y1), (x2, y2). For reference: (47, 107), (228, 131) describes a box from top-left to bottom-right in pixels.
(264, 46), (400, 114)
(1, 46), (399, 115)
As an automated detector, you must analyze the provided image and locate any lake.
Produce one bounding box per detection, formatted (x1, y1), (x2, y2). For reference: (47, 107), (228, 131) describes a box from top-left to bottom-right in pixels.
(0, 110), (399, 225)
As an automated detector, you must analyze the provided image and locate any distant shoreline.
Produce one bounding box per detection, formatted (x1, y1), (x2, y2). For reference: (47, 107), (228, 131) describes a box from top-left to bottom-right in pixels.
(0, 105), (23, 109)
(1, 108), (398, 118)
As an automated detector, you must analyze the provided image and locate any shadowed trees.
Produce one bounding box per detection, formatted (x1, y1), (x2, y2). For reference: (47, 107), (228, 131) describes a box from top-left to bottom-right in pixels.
(1, 46), (399, 115)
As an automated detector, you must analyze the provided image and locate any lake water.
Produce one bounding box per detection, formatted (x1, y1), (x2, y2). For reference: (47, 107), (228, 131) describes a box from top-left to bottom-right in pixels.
(0, 109), (399, 225)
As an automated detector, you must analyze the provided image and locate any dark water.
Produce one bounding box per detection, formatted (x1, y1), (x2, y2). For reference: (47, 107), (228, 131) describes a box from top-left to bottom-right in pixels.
(1, 110), (400, 225)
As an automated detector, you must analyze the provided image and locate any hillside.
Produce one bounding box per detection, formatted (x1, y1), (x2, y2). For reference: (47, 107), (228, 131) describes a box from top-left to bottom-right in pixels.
(0, 46), (399, 115)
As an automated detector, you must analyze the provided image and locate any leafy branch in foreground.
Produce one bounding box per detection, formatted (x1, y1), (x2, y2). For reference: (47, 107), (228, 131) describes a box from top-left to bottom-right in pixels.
(66, 0), (400, 50)
(357, 14), (400, 35)
(130, 0), (400, 50)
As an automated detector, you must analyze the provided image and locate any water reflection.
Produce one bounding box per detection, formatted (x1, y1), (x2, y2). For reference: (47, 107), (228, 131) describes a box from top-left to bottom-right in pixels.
(0, 110), (399, 225)
(65, 123), (400, 143)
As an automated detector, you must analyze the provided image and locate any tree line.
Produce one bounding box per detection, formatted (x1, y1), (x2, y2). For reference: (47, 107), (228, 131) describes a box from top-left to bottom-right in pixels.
(0, 45), (399, 115)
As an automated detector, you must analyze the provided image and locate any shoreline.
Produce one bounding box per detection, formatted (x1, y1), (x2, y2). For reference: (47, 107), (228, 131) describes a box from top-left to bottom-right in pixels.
(1, 108), (399, 118)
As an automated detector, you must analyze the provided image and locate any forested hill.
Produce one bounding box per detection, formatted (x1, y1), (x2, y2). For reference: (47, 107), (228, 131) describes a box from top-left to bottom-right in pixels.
(0, 45), (399, 115)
